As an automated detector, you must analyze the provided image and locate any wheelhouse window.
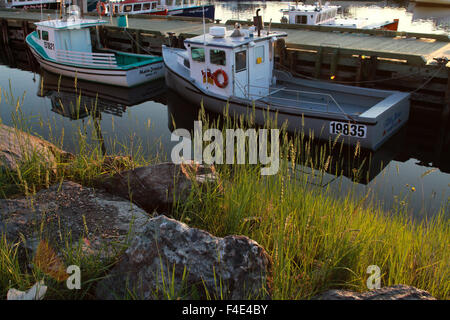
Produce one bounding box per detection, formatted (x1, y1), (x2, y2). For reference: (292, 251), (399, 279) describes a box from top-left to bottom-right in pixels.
(255, 46), (264, 64)
(143, 3), (150, 10)
(42, 30), (49, 41)
(295, 15), (307, 24)
(210, 49), (226, 66)
(152, 2), (156, 9)
(37, 29), (41, 39)
(134, 4), (142, 11)
(176, 0), (181, 5)
(183, 0), (188, 5)
(123, 5), (132, 12)
(235, 50), (246, 72)
(191, 47), (205, 62)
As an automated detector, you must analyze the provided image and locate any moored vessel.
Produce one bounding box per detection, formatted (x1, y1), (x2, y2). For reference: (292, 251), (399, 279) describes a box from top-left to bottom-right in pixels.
(26, 16), (165, 87)
(162, 19), (410, 150)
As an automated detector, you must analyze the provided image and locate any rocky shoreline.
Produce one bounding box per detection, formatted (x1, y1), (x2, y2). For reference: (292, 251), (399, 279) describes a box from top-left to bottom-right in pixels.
(0, 124), (438, 300)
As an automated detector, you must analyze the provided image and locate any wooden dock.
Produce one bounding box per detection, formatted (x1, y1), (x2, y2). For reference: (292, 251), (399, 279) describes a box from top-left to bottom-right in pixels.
(0, 9), (449, 125)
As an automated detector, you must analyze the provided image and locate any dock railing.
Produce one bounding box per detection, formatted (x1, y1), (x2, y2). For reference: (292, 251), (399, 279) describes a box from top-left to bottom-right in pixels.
(56, 50), (117, 68)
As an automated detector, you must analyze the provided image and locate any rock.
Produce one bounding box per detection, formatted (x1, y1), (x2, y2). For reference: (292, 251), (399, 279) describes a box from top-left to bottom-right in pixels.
(317, 285), (436, 300)
(93, 162), (217, 213)
(7, 280), (47, 300)
(96, 215), (272, 300)
(0, 124), (72, 172)
(0, 181), (150, 258)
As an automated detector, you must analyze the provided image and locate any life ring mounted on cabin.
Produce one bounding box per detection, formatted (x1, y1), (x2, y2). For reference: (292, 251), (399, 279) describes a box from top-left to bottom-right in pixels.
(212, 69), (228, 89)
(97, 1), (107, 16)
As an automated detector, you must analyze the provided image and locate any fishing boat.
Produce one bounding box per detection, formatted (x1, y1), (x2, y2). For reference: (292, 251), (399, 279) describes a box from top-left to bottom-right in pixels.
(281, 2), (399, 31)
(161, 0), (215, 20)
(92, 0), (215, 20)
(96, 0), (168, 16)
(1, 0), (68, 9)
(25, 16), (165, 87)
(162, 22), (410, 150)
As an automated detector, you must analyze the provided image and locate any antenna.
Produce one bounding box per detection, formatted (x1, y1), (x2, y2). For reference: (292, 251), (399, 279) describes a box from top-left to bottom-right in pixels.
(202, 2), (208, 89)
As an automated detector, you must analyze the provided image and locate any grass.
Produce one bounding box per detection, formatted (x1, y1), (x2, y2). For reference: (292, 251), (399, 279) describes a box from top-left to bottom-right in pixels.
(0, 78), (448, 300)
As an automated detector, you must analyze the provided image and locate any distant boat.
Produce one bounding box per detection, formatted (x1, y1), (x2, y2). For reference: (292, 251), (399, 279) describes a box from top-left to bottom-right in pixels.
(162, 22), (410, 150)
(1, 0), (69, 9)
(281, 2), (399, 31)
(26, 17), (165, 87)
(91, 0), (215, 20)
(96, 0), (169, 16)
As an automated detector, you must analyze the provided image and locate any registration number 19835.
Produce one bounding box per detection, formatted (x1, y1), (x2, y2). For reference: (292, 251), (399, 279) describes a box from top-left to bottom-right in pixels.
(330, 122), (367, 138)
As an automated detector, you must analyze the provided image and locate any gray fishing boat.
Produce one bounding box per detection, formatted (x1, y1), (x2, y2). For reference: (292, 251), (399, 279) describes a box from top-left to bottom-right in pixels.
(162, 23), (410, 150)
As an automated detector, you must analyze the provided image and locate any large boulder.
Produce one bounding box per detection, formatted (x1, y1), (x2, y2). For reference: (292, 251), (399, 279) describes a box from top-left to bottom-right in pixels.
(93, 162), (217, 213)
(317, 285), (436, 300)
(0, 124), (72, 172)
(0, 181), (150, 258)
(96, 215), (272, 300)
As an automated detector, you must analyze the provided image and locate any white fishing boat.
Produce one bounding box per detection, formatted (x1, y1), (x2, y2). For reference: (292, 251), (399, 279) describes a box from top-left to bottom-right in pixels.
(281, 2), (399, 30)
(93, 0), (215, 19)
(1, 0), (67, 9)
(26, 16), (164, 87)
(162, 22), (410, 150)
(96, 0), (168, 16)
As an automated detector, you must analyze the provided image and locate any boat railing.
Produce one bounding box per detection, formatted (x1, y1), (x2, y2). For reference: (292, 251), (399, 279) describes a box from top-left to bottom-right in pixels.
(56, 50), (118, 68)
(244, 84), (353, 120)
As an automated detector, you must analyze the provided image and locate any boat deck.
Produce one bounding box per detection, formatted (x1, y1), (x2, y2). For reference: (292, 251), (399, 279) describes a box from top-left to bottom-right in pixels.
(261, 88), (368, 116)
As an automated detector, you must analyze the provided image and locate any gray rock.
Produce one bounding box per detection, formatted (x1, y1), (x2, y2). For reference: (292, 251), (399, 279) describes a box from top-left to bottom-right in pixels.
(96, 215), (272, 300)
(317, 285), (436, 300)
(0, 181), (151, 258)
(0, 124), (72, 172)
(93, 162), (217, 213)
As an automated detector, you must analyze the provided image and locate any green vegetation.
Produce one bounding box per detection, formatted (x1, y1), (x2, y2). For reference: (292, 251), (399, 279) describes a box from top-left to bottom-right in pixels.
(0, 81), (448, 300)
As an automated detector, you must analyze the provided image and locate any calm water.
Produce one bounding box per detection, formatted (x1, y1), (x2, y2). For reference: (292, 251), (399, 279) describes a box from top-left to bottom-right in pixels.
(0, 1), (449, 219)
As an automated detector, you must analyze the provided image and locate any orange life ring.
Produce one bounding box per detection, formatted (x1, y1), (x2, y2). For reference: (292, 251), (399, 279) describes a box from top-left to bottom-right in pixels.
(213, 69), (228, 88)
(96, 1), (107, 16)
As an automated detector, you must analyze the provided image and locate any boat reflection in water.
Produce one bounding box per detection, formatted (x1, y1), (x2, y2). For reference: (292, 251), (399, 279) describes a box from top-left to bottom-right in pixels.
(38, 70), (167, 120)
(38, 70), (167, 153)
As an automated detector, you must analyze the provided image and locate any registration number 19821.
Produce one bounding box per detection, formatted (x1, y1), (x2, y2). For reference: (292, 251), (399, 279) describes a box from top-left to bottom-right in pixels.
(329, 122), (367, 138)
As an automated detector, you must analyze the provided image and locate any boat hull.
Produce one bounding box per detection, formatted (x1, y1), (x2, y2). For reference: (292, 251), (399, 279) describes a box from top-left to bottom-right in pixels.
(164, 62), (409, 151)
(27, 43), (164, 87)
(168, 5), (215, 20)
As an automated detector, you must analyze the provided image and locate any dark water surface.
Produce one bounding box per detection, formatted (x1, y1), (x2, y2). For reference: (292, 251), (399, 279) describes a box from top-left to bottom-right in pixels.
(0, 1), (449, 219)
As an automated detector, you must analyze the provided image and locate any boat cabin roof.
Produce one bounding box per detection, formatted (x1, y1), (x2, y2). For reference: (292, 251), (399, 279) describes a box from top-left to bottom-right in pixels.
(34, 19), (107, 30)
(184, 30), (287, 49)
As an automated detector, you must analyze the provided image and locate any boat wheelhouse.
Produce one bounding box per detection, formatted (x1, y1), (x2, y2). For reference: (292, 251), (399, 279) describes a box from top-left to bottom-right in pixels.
(281, 2), (399, 30)
(26, 17), (164, 87)
(162, 24), (410, 150)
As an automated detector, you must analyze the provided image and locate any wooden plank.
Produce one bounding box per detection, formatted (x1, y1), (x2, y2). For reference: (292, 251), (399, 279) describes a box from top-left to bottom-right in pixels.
(286, 42), (427, 66)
